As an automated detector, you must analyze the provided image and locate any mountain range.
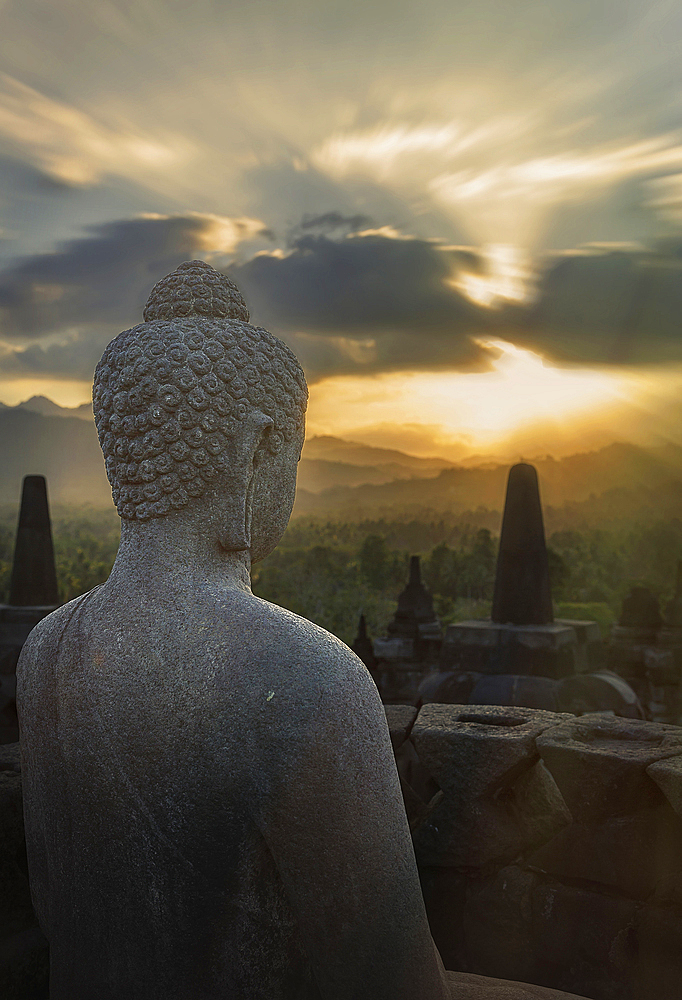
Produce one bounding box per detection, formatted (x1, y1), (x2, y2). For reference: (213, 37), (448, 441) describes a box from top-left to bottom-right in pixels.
(1, 397), (682, 522)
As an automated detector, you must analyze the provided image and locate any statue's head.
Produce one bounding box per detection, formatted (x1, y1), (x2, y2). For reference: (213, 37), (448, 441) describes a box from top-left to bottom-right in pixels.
(93, 260), (308, 560)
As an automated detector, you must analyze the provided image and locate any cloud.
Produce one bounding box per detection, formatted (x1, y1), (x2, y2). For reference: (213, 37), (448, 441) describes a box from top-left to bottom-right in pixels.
(0, 329), (113, 380)
(3, 210), (682, 390)
(519, 242), (682, 364)
(297, 212), (373, 236)
(0, 216), (497, 382)
(0, 74), (195, 188)
(234, 231), (495, 377)
(312, 118), (682, 247)
(0, 212), (268, 339)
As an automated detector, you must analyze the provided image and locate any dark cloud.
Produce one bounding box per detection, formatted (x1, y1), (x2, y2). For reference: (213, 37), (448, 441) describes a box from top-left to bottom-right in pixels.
(234, 232), (491, 377)
(297, 212), (373, 235)
(0, 214), (493, 382)
(0, 329), (114, 380)
(518, 242), (682, 365)
(0, 214), (226, 338)
(6, 207), (682, 389)
(238, 233), (457, 332)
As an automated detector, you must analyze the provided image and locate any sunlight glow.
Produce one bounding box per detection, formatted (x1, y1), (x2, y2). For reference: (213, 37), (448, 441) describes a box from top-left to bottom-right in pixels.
(306, 339), (639, 457)
(447, 245), (533, 306)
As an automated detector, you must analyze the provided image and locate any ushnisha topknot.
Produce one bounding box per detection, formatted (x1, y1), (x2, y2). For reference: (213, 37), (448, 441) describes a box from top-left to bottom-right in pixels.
(93, 260), (307, 523)
(143, 259), (250, 323)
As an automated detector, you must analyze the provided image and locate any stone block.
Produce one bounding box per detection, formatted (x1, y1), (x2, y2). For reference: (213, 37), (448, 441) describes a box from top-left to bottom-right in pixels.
(418, 670), (482, 706)
(537, 716), (682, 823)
(647, 753), (682, 817)
(555, 618), (605, 673)
(633, 903), (682, 1000)
(556, 671), (643, 718)
(383, 704), (417, 751)
(373, 636), (414, 660)
(441, 621), (580, 679)
(528, 802), (682, 900)
(463, 865), (537, 984)
(530, 879), (638, 1000)
(643, 647), (680, 685)
(0, 743), (35, 940)
(411, 705), (572, 867)
(411, 704), (569, 797)
(418, 865), (468, 971)
(469, 675), (560, 711)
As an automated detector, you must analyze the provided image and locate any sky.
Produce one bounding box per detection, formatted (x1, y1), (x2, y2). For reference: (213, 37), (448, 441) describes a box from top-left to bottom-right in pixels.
(0, 0), (682, 459)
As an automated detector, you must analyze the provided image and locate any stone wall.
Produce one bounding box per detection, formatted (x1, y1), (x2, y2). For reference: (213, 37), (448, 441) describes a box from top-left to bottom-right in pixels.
(388, 705), (682, 1000)
(5, 709), (682, 999)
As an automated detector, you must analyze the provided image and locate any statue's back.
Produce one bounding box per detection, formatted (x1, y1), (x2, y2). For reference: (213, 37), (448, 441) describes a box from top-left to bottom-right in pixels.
(19, 586), (332, 999)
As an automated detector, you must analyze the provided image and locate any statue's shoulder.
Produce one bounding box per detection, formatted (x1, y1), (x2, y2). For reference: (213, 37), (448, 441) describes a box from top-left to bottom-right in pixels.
(18, 590), (99, 667)
(233, 590), (373, 695)
(245, 591), (361, 660)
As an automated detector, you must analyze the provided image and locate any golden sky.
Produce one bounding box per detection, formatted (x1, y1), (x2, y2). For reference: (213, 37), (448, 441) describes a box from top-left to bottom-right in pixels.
(0, 0), (681, 461)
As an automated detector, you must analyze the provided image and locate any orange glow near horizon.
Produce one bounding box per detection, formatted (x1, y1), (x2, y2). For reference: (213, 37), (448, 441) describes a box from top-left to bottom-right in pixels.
(0, 378), (93, 408)
(305, 339), (647, 458)
(1, 340), (678, 461)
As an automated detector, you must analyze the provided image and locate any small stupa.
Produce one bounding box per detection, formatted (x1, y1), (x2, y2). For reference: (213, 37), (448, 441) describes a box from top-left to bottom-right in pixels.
(351, 614), (377, 670)
(387, 556), (441, 642)
(491, 464), (553, 626)
(372, 556), (442, 703)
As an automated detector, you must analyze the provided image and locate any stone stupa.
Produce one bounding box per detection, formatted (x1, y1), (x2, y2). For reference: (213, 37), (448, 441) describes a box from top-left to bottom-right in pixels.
(441, 463), (602, 679)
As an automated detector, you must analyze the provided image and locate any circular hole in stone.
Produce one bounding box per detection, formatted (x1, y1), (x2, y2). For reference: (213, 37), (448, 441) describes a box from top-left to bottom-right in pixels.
(458, 714), (526, 727)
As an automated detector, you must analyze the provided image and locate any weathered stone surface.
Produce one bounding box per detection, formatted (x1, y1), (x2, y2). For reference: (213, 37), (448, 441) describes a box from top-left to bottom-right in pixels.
(528, 803), (682, 900)
(537, 715), (682, 823)
(556, 670), (643, 718)
(411, 705), (572, 867)
(633, 903), (682, 1000)
(647, 752), (682, 816)
(464, 866), (537, 984)
(441, 621), (579, 679)
(443, 970), (586, 999)
(530, 880), (638, 1000)
(418, 669), (483, 705)
(384, 704), (418, 751)
(511, 761), (572, 850)
(412, 705), (570, 798)
(492, 464), (553, 627)
(470, 675), (559, 711)
(419, 866), (469, 971)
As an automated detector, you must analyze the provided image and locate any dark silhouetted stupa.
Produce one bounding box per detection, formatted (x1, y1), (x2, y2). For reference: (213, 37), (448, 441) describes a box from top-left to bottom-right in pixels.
(0, 476), (61, 743)
(491, 463), (553, 626)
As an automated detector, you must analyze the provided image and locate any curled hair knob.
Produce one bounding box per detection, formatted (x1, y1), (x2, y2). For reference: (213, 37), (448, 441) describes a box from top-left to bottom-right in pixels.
(143, 260), (250, 323)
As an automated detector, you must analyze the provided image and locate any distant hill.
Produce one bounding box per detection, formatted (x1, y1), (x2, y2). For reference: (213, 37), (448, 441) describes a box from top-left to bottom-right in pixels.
(293, 441), (682, 518)
(10, 395), (93, 420)
(0, 409), (110, 505)
(302, 435), (455, 471)
(297, 458), (437, 493)
(2, 399), (682, 522)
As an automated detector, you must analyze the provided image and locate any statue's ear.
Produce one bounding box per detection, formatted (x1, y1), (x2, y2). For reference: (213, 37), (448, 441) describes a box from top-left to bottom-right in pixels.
(219, 409), (274, 552)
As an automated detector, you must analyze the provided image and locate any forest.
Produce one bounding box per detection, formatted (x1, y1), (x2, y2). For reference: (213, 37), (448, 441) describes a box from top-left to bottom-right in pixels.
(1, 501), (681, 646)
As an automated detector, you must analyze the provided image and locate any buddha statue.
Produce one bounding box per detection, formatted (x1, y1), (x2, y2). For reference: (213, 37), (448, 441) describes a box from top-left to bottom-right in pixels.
(16, 262), (582, 1000)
